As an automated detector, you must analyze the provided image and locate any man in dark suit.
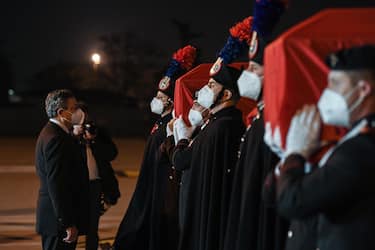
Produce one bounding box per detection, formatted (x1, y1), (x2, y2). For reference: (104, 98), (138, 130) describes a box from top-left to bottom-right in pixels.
(35, 89), (89, 250)
(276, 45), (375, 250)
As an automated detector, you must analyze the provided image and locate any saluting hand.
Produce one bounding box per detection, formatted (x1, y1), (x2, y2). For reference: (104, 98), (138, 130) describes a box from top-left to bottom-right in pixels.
(285, 105), (322, 159)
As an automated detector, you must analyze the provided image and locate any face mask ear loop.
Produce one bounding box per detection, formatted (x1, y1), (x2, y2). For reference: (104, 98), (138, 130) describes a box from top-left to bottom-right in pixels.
(60, 109), (73, 124)
(79, 112), (86, 125)
(343, 85), (359, 100)
(345, 84), (366, 114)
(64, 110), (73, 116)
(213, 88), (227, 107)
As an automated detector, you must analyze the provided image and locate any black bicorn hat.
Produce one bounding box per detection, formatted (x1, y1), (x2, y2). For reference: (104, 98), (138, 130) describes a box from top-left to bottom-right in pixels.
(211, 64), (242, 95)
(157, 45), (197, 98)
(249, 0), (287, 65)
(326, 45), (375, 71)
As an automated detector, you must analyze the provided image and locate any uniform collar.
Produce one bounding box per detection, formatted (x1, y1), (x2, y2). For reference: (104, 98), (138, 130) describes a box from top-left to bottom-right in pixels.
(211, 105), (239, 120)
(158, 112), (173, 125)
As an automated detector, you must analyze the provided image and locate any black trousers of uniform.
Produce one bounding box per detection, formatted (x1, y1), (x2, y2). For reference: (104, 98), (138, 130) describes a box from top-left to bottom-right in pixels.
(42, 233), (77, 250)
(86, 179), (102, 250)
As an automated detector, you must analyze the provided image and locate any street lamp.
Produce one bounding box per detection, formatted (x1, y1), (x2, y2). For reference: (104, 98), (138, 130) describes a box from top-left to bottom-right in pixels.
(91, 53), (101, 70)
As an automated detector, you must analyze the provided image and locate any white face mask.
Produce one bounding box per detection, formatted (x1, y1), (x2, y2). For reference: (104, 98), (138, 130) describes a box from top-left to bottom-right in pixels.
(71, 108), (85, 125)
(197, 85), (215, 109)
(188, 109), (204, 127)
(237, 70), (262, 100)
(150, 97), (164, 115)
(317, 86), (364, 127)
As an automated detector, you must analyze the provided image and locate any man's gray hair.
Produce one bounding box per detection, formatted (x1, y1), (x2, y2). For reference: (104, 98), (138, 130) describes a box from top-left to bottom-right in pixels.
(45, 89), (75, 118)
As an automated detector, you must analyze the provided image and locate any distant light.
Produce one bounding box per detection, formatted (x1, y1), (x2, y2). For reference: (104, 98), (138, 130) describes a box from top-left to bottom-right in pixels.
(8, 89), (15, 96)
(91, 53), (101, 65)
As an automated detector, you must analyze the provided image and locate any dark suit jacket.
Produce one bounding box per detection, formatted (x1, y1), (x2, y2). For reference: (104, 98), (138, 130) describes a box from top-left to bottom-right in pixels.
(35, 121), (89, 236)
(277, 128), (375, 250)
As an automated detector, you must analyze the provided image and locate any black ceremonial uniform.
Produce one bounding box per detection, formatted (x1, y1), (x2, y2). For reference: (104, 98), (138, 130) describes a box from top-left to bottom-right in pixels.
(282, 216), (317, 250)
(178, 106), (245, 250)
(113, 113), (172, 250)
(173, 126), (204, 229)
(277, 114), (375, 250)
(149, 134), (180, 250)
(224, 107), (288, 250)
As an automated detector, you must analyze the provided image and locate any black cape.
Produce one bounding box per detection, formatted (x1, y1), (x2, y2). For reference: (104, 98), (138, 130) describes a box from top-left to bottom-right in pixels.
(223, 112), (289, 250)
(172, 127), (202, 230)
(177, 106), (245, 250)
(149, 134), (180, 250)
(113, 113), (172, 250)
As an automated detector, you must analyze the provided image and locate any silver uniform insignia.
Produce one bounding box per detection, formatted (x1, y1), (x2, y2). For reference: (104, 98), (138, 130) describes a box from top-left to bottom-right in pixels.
(158, 76), (171, 90)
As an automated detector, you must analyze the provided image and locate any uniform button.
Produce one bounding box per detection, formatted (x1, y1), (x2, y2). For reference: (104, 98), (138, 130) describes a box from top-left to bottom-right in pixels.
(237, 151), (241, 158)
(171, 166), (176, 170)
(241, 137), (245, 142)
(227, 169), (231, 173)
(288, 230), (293, 238)
(169, 175), (173, 180)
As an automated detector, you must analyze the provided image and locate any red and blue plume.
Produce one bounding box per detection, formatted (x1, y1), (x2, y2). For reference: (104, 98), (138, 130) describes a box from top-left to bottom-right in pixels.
(218, 16), (253, 64)
(252, 0), (288, 38)
(165, 45), (197, 78)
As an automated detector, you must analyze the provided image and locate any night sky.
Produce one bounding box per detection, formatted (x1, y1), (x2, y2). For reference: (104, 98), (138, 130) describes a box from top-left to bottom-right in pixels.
(1, 0), (374, 91)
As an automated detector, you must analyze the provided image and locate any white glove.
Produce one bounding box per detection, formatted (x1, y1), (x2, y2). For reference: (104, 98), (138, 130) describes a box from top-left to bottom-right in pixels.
(174, 117), (195, 141)
(264, 122), (285, 160)
(173, 119), (180, 145)
(285, 105), (321, 159)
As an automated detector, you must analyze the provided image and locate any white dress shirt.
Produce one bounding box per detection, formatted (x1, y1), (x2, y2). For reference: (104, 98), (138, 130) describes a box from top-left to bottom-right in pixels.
(86, 145), (100, 180)
(49, 118), (70, 134)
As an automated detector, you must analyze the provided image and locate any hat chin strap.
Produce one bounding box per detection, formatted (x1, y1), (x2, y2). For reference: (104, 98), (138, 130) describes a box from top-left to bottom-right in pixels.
(210, 98), (235, 114)
(212, 88), (228, 107)
(349, 94), (366, 114)
(162, 102), (174, 117)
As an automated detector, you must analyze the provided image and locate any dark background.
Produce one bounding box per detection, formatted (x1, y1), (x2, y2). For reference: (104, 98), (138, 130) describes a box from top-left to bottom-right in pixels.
(0, 0), (374, 137)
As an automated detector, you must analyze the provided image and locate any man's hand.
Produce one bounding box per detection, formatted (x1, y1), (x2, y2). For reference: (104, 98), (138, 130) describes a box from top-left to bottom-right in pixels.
(285, 105), (321, 159)
(63, 226), (78, 243)
(72, 125), (84, 136)
(83, 131), (97, 140)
